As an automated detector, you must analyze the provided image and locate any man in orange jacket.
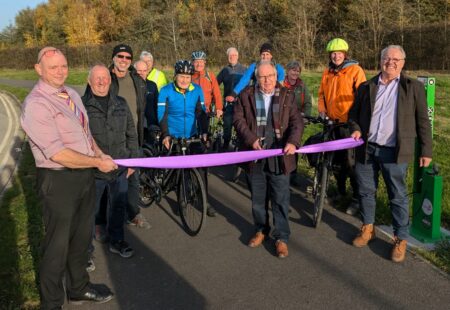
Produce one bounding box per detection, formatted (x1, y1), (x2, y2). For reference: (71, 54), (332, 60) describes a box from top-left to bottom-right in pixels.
(318, 38), (366, 215)
(191, 51), (222, 217)
(191, 50), (223, 118)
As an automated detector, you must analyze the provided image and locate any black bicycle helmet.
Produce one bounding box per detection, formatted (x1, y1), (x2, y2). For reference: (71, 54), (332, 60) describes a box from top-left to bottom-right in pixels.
(174, 60), (195, 75)
(191, 50), (207, 60)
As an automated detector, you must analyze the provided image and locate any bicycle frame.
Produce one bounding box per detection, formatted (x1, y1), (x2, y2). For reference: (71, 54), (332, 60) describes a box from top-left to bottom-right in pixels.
(139, 136), (207, 235)
(304, 116), (349, 227)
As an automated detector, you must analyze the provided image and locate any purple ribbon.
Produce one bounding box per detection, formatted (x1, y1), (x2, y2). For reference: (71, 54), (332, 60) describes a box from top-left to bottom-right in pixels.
(114, 138), (364, 169)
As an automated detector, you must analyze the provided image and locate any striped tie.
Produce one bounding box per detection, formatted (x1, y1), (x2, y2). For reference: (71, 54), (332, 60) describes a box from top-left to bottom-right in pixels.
(57, 89), (93, 148)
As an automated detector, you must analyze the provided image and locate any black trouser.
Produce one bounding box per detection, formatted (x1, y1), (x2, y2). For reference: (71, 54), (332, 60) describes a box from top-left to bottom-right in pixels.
(332, 126), (358, 201)
(223, 103), (234, 145)
(127, 171), (140, 220)
(36, 168), (95, 310)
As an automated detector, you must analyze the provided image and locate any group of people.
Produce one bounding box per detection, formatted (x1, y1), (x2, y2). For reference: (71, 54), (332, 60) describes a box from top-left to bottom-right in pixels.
(20, 38), (432, 309)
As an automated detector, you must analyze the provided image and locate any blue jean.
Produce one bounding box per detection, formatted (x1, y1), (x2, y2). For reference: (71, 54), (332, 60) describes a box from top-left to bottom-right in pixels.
(95, 170), (128, 242)
(248, 163), (291, 242)
(355, 143), (409, 239)
(223, 103), (234, 144)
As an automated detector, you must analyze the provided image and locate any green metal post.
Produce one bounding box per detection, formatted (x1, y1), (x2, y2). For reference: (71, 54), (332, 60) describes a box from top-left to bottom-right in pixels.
(410, 77), (447, 243)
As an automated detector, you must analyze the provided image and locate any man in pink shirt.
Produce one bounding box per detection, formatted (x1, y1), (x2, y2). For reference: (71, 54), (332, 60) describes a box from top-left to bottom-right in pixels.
(21, 47), (117, 309)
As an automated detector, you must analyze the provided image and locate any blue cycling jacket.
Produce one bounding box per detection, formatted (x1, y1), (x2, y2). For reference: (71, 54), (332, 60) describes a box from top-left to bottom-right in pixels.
(157, 82), (206, 138)
(231, 62), (285, 97)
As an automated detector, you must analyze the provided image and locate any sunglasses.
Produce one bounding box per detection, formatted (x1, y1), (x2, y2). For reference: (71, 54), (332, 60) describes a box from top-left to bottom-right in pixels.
(116, 54), (132, 60)
(37, 49), (62, 63)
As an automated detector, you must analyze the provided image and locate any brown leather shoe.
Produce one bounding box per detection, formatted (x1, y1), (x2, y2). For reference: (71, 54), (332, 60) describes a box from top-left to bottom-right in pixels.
(391, 237), (407, 263)
(275, 240), (288, 258)
(352, 224), (375, 247)
(248, 232), (265, 248)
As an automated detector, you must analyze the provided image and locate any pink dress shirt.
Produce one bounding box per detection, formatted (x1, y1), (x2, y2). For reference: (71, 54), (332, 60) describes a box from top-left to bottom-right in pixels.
(21, 79), (94, 168)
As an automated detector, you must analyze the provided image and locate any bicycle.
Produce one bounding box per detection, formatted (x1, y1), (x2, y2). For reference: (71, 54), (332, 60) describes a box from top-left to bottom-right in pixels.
(207, 111), (224, 153)
(139, 126), (163, 208)
(139, 133), (207, 236)
(303, 116), (348, 228)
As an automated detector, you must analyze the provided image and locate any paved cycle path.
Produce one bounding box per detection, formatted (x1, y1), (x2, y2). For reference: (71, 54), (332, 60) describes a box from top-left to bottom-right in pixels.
(66, 168), (450, 310)
(0, 80), (448, 309)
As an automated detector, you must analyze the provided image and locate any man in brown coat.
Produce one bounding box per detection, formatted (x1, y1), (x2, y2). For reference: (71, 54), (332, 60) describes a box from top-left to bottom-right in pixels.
(233, 61), (303, 258)
(349, 45), (432, 263)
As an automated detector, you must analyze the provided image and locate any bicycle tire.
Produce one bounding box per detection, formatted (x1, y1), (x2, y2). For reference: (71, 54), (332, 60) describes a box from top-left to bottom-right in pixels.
(138, 148), (162, 208)
(312, 157), (328, 228)
(177, 168), (207, 236)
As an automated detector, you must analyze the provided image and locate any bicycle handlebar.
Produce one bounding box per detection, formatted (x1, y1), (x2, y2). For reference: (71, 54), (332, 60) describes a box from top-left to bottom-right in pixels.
(170, 137), (203, 146)
(303, 116), (350, 128)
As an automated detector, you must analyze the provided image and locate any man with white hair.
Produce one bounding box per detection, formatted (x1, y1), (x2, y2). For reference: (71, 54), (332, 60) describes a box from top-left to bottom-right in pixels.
(217, 47), (247, 150)
(140, 50), (168, 90)
(349, 45), (432, 263)
(234, 61), (303, 258)
(82, 64), (139, 260)
(134, 60), (160, 132)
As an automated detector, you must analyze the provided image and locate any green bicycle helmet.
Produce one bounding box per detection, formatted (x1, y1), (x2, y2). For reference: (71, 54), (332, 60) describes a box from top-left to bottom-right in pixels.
(326, 38), (349, 53)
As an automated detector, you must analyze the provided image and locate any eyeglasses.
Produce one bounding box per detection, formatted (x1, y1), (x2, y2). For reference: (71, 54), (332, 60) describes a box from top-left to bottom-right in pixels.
(382, 57), (404, 64)
(258, 73), (276, 81)
(116, 54), (132, 60)
(37, 49), (62, 63)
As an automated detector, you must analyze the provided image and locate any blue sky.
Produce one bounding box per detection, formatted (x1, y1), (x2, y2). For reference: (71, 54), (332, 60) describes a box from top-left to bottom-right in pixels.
(0, 0), (45, 31)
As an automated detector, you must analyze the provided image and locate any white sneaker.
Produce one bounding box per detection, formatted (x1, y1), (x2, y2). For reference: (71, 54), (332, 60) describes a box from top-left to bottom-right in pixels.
(128, 213), (152, 229)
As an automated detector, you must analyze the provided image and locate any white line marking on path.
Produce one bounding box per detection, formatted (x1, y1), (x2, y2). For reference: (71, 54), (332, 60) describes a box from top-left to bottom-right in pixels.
(0, 93), (20, 172)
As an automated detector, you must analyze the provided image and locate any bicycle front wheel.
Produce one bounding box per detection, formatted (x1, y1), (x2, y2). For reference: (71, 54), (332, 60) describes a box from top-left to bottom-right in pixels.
(177, 168), (207, 236)
(312, 158), (328, 228)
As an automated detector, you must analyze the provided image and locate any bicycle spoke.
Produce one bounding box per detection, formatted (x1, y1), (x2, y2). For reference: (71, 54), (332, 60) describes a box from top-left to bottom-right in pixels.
(178, 169), (206, 236)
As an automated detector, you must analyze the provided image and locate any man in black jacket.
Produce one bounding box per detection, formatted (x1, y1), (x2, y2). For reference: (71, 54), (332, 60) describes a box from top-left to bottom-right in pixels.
(109, 44), (151, 229)
(348, 45), (432, 263)
(83, 64), (139, 258)
(217, 47), (247, 150)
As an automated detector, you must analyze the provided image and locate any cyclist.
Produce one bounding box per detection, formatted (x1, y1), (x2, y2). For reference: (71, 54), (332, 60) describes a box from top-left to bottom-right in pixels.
(225, 42), (285, 102)
(140, 51), (168, 91)
(317, 38), (366, 215)
(217, 47), (247, 150)
(157, 60), (215, 217)
(191, 50), (223, 118)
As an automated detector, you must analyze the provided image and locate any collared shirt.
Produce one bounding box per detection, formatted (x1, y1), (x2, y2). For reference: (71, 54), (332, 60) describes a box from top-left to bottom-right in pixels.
(21, 79), (94, 168)
(368, 75), (400, 147)
(261, 89), (275, 117)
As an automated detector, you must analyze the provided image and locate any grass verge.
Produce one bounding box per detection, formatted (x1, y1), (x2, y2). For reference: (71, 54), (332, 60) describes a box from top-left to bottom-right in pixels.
(0, 68), (88, 85)
(0, 136), (41, 309)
